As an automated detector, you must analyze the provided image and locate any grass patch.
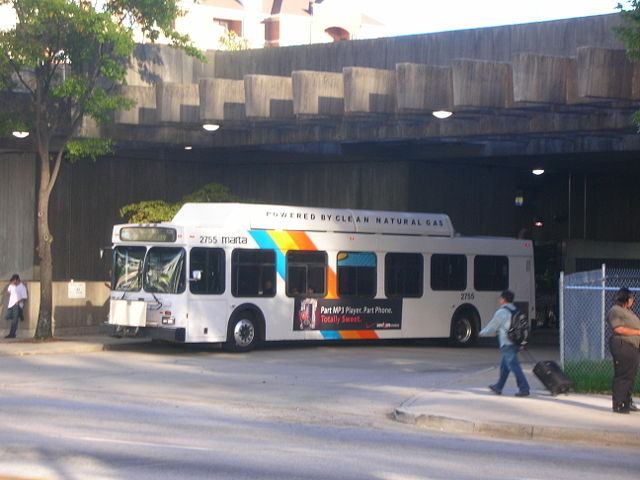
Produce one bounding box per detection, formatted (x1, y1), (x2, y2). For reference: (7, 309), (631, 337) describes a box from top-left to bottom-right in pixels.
(564, 359), (640, 394)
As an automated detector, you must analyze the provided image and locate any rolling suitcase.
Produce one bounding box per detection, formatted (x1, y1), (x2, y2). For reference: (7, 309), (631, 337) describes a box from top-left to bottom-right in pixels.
(532, 360), (573, 396)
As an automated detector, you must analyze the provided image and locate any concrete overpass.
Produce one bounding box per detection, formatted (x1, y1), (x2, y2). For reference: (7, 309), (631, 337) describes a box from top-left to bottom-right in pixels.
(83, 14), (639, 161)
(2, 13), (640, 334)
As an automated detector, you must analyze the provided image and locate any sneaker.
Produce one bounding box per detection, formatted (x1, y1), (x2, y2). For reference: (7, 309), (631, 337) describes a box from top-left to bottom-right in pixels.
(629, 402), (638, 412)
(488, 385), (502, 395)
(4, 334), (15, 339)
(515, 391), (530, 397)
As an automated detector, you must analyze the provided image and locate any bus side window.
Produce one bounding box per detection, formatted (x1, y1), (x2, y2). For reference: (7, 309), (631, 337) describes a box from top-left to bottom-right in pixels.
(286, 250), (327, 297)
(385, 252), (423, 298)
(474, 255), (508, 291)
(430, 254), (467, 291)
(232, 249), (276, 297)
(337, 251), (376, 298)
(190, 247), (225, 294)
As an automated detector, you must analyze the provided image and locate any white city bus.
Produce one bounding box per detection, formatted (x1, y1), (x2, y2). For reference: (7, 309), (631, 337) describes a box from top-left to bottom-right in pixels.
(106, 203), (535, 351)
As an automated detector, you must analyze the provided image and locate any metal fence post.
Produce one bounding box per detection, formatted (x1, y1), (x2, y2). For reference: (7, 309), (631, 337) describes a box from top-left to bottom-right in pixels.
(601, 263), (606, 360)
(559, 270), (564, 368)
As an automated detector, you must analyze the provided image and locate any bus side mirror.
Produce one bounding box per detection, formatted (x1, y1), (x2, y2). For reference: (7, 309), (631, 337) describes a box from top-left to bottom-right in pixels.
(190, 270), (203, 281)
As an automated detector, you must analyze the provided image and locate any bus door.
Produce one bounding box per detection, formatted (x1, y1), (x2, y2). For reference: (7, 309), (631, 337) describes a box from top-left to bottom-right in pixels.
(187, 247), (228, 342)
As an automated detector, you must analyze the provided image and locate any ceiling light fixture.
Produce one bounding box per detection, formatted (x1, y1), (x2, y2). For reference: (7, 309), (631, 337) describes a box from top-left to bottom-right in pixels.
(432, 110), (453, 119)
(12, 131), (29, 138)
(202, 123), (220, 132)
(532, 169), (545, 176)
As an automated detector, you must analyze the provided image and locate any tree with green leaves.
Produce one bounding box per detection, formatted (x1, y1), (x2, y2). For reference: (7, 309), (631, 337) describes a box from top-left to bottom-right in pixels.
(0, 0), (201, 339)
(119, 183), (248, 223)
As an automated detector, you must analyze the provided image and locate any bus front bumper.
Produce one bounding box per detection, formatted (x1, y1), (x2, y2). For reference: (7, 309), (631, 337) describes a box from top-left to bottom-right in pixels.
(100, 323), (186, 342)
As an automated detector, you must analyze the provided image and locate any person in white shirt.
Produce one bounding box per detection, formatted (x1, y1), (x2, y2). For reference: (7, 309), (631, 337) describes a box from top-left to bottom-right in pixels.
(5, 274), (27, 339)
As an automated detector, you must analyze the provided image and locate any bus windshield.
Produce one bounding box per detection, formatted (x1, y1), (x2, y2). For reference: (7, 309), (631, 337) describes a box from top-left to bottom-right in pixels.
(113, 246), (186, 294)
(143, 247), (186, 294)
(113, 246), (145, 292)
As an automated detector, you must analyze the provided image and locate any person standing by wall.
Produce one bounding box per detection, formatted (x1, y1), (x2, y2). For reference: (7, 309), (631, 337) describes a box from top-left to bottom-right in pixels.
(479, 289), (530, 397)
(5, 274), (28, 339)
(605, 287), (640, 414)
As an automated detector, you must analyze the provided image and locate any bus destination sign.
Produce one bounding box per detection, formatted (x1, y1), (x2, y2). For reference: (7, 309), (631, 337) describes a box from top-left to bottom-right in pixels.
(120, 227), (177, 243)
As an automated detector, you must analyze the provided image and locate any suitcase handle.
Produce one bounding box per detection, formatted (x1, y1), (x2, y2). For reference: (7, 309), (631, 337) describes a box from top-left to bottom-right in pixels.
(520, 346), (537, 364)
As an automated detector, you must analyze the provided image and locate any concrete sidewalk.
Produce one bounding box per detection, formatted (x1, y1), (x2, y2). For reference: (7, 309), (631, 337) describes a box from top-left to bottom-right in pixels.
(0, 335), (148, 356)
(1, 335), (638, 448)
(395, 363), (640, 448)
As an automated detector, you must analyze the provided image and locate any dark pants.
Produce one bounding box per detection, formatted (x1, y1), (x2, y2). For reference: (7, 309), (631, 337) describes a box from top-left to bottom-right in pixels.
(494, 344), (530, 393)
(610, 336), (640, 406)
(6, 305), (23, 337)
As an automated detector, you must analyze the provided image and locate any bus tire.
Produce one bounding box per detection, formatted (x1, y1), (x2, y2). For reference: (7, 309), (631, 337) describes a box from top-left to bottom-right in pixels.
(450, 312), (478, 347)
(225, 311), (259, 352)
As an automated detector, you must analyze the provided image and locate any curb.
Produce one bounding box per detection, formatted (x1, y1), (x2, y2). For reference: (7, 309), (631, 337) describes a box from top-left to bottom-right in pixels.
(0, 343), (107, 356)
(394, 408), (640, 448)
(0, 339), (151, 356)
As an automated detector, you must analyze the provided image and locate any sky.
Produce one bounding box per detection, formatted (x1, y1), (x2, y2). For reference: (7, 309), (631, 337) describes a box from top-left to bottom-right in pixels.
(356, 0), (628, 37)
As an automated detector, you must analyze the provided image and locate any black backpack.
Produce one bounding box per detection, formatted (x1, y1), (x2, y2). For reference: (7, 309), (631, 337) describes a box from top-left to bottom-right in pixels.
(505, 306), (529, 345)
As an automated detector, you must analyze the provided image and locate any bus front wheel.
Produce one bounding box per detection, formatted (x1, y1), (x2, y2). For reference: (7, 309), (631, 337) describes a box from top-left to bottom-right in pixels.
(450, 314), (477, 347)
(226, 313), (259, 352)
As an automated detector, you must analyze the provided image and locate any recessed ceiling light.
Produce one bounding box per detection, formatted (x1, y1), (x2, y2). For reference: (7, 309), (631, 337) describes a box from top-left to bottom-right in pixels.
(532, 169), (545, 176)
(432, 110), (453, 119)
(184, 146), (193, 150)
(202, 123), (220, 132)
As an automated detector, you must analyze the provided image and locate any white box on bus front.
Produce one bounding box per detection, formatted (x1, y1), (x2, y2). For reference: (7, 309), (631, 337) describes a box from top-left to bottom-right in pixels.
(109, 299), (147, 327)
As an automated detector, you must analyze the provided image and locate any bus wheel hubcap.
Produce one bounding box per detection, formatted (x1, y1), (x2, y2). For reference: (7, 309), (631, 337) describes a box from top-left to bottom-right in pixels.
(455, 318), (472, 343)
(234, 319), (255, 347)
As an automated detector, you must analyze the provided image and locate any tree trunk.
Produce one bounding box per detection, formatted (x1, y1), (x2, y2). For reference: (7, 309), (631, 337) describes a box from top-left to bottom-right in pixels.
(34, 152), (54, 339)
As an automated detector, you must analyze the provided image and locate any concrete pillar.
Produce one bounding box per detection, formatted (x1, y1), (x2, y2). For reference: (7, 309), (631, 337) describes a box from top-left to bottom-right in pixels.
(633, 62), (640, 100)
(396, 63), (453, 112)
(0, 153), (36, 280)
(452, 59), (513, 109)
(199, 78), (246, 122)
(244, 75), (294, 119)
(343, 66), (396, 114)
(156, 82), (200, 123)
(114, 86), (157, 125)
(78, 116), (101, 138)
(292, 71), (344, 116)
(126, 44), (205, 86)
(575, 47), (634, 100)
(512, 53), (572, 104)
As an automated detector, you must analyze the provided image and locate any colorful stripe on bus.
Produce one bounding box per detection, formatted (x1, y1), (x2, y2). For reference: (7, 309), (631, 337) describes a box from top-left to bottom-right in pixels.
(249, 230), (377, 340)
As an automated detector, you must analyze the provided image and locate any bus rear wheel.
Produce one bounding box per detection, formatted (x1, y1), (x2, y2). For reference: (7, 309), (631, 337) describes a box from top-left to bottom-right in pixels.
(226, 313), (259, 352)
(450, 314), (477, 347)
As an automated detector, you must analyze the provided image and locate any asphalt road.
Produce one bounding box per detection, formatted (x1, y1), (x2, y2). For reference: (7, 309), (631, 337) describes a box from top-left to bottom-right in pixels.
(0, 341), (638, 479)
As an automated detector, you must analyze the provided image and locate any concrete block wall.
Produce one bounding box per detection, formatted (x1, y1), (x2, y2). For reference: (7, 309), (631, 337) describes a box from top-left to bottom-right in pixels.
(114, 45), (639, 124)
(1, 281), (110, 337)
(106, 14), (637, 130)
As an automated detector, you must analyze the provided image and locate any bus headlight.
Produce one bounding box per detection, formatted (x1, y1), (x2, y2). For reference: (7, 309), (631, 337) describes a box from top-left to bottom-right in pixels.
(162, 316), (175, 325)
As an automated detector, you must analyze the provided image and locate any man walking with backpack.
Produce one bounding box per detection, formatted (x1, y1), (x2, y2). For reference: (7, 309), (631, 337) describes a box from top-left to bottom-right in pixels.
(480, 290), (530, 397)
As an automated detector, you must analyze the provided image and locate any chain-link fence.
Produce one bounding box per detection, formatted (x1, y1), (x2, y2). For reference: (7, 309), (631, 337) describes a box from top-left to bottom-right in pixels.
(560, 266), (640, 391)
